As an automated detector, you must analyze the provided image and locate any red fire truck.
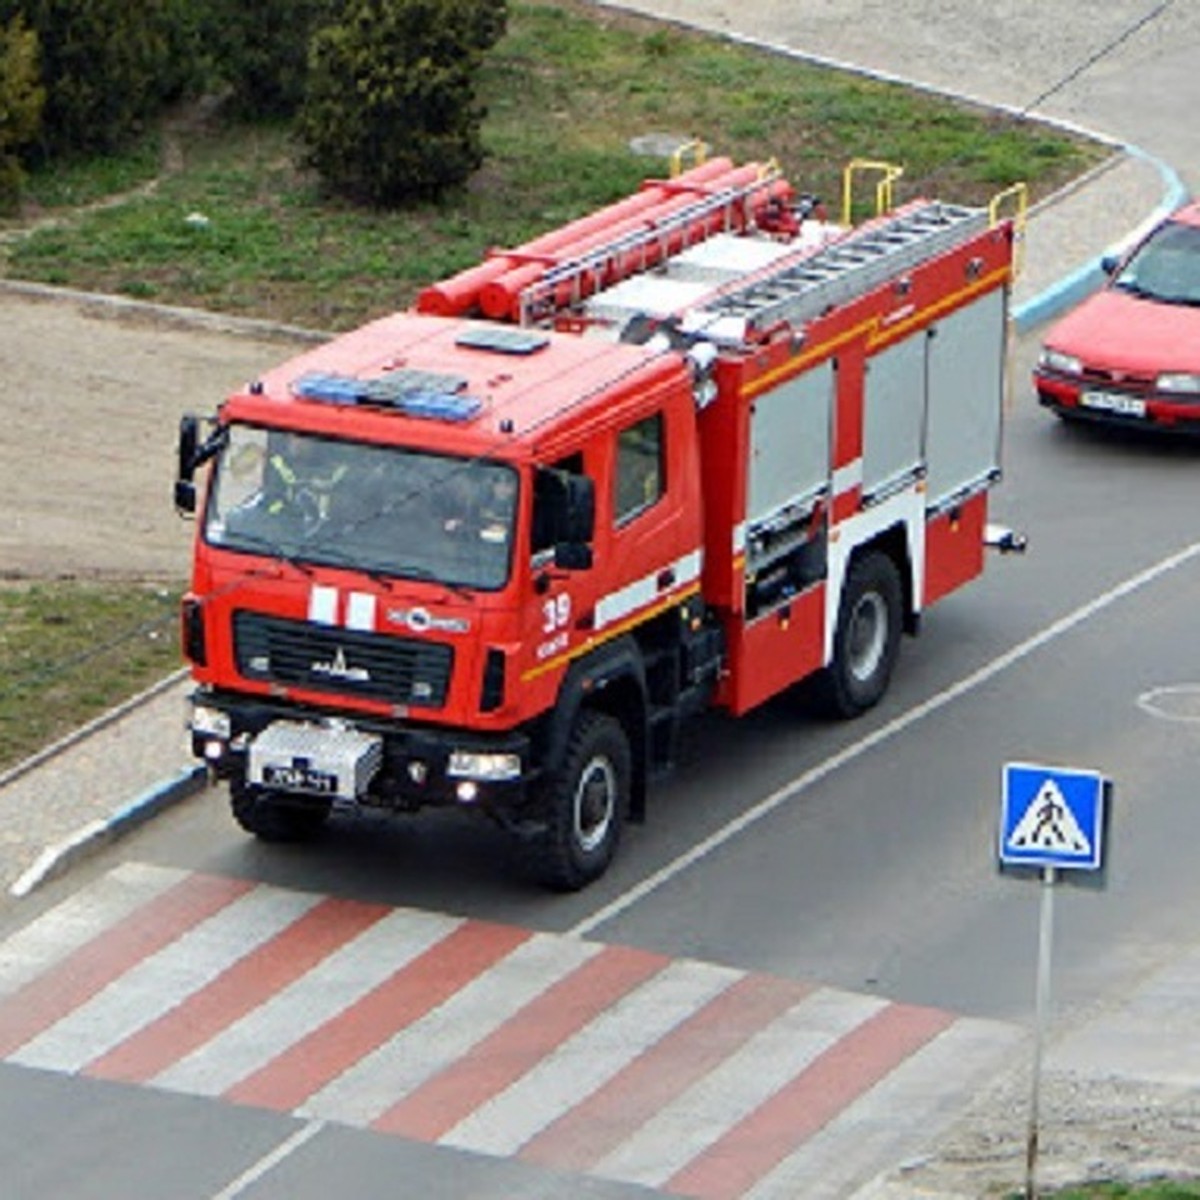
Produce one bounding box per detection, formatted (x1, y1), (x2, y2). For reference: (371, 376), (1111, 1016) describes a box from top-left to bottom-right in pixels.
(175, 157), (1023, 889)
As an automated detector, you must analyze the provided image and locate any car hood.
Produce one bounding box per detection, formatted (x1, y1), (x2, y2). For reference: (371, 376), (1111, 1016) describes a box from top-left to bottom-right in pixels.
(1045, 289), (1200, 373)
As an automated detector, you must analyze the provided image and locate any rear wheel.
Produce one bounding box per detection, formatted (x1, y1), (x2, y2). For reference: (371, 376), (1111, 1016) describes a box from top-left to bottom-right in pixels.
(813, 550), (903, 718)
(230, 779), (331, 843)
(525, 711), (628, 892)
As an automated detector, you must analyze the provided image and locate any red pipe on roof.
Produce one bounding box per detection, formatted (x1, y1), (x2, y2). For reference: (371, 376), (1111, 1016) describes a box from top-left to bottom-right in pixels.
(414, 157), (738, 317)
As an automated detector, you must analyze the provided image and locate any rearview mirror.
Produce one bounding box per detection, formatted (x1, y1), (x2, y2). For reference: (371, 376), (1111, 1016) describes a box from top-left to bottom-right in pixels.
(175, 415), (201, 514)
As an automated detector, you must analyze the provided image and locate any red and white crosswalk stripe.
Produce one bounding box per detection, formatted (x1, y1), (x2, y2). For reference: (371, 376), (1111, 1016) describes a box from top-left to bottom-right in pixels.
(0, 864), (1021, 1199)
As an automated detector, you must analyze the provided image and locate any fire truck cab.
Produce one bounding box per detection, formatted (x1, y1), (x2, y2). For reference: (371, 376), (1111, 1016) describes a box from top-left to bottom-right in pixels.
(176, 158), (1021, 890)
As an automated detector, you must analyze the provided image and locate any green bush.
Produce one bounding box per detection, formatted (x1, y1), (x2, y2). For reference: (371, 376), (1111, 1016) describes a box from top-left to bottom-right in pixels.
(0, 14), (43, 209)
(297, 0), (509, 206)
(0, 0), (176, 157)
(205, 0), (338, 118)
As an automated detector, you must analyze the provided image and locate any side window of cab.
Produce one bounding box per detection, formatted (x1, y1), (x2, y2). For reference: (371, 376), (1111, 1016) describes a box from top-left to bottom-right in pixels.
(532, 451), (586, 558)
(615, 412), (664, 525)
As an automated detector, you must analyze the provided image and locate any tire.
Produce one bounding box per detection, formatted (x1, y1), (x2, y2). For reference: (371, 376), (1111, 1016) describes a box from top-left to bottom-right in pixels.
(813, 550), (903, 718)
(230, 778), (331, 843)
(524, 711), (628, 892)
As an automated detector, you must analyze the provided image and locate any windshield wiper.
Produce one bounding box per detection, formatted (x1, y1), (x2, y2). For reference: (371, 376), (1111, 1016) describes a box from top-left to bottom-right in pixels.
(216, 530), (314, 576)
(388, 562), (475, 602)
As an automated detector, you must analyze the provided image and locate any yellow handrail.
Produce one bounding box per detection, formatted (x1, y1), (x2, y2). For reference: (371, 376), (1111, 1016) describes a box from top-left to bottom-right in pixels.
(670, 138), (709, 178)
(989, 181), (1029, 278)
(841, 159), (904, 225)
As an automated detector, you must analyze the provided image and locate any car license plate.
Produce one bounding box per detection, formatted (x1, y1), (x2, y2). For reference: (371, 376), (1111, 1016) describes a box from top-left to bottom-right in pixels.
(260, 763), (337, 795)
(1081, 391), (1145, 417)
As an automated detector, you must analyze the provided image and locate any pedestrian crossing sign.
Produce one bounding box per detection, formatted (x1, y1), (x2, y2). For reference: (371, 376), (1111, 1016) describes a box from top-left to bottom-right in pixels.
(1000, 762), (1107, 871)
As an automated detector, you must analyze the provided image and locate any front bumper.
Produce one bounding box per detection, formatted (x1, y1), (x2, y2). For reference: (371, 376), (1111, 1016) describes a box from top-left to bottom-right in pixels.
(190, 689), (536, 816)
(1035, 372), (1200, 434)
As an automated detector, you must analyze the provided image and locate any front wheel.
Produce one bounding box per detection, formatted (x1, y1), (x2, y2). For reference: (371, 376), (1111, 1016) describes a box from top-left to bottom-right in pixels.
(230, 779), (331, 843)
(813, 550), (903, 718)
(524, 711), (628, 892)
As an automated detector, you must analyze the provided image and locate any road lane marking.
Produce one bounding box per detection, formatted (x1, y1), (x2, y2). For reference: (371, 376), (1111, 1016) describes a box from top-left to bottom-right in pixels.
(0, 871), (252, 1058)
(225, 918), (531, 1112)
(0, 864), (1021, 1198)
(153, 906), (463, 1097)
(371, 944), (668, 1142)
(1136, 683), (1200, 723)
(570, 540), (1200, 939)
(87, 895), (389, 1084)
(208, 1120), (326, 1200)
(517, 973), (812, 1174)
(666, 1002), (952, 1200)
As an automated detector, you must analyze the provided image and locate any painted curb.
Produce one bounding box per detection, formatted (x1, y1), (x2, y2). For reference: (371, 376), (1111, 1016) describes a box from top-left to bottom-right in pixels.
(9, 765), (207, 898)
(1011, 143), (1191, 334)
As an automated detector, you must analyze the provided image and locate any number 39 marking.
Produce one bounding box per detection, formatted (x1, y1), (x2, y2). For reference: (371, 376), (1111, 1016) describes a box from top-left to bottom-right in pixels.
(543, 593), (571, 633)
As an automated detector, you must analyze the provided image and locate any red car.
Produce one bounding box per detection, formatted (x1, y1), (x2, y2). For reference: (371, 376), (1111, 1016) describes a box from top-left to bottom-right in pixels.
(1034, 200), (1200, 432)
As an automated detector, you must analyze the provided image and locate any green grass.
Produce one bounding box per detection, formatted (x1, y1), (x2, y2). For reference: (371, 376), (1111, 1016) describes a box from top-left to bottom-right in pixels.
(0, 582), (184, 772)
(1038, 1183), (1200, 1199)
(3, 0), (1103, 332)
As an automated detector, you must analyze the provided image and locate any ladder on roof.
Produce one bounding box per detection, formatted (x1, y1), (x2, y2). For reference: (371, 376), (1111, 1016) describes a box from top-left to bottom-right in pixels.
(697, 200), (989, 334)
(517, 166), (785, 327)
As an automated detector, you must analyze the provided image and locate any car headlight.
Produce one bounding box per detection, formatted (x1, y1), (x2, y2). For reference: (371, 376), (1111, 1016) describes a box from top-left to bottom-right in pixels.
(1157, 372), (1200, 395)
(1039, 348), (1082, 375)
(191, 704), (231, 739)
(447, 751), (521, 781)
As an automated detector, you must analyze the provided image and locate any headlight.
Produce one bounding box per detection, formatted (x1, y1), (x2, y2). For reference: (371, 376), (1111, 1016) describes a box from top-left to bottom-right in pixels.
(191, 705), (231, 739)
(1039, 348), (1082, 375)
(1157, 372), (1200, 395)
(447, 751), (521, 781)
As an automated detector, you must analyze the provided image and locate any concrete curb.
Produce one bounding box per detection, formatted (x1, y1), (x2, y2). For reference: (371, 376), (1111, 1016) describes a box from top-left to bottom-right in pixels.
(0, 667), (191, 792)
(8, 764), (208, 898)
(1011, 141), (1191, 333)
(0, 278), (330, 346)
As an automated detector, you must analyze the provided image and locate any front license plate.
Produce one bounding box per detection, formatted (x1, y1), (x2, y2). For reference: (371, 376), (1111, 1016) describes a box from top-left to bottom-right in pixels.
(261, 763), (337, 795)
(1081, 391), (1145, 417)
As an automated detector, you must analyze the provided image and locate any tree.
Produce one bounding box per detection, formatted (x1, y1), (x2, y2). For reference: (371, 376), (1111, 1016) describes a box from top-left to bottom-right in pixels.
(0, 14), (43, 210)
(297, 0), (508, 207)
(205, 0), (338, 118)
(2, 0), (173, 158)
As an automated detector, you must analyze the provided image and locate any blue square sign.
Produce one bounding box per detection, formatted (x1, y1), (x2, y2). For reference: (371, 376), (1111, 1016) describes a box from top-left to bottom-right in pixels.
(1000, 762), (1107, 871)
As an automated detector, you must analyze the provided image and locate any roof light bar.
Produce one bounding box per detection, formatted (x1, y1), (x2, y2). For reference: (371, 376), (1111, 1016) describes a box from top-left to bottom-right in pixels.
(292, 370), (482, 422)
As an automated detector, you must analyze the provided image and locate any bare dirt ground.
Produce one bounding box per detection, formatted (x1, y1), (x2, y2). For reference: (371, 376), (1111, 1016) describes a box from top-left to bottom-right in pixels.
(0, 286), (321, 582)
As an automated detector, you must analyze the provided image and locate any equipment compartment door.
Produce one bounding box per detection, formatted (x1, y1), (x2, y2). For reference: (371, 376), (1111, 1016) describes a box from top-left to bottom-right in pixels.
(923, 288), (1005, 510)
(747, 360), (833, 524)
(863, 334), (925, 503)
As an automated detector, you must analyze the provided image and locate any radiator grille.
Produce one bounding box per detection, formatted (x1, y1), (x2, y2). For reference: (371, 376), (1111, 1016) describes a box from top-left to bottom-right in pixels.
(233, 611), (452, 708)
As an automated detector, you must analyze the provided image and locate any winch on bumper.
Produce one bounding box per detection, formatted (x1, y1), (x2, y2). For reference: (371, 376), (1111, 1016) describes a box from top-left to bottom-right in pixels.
(189, 692), (534, 811)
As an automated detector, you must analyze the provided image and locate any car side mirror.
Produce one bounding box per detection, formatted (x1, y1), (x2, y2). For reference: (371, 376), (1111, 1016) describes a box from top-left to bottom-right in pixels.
(1100, 253), (1120, 276)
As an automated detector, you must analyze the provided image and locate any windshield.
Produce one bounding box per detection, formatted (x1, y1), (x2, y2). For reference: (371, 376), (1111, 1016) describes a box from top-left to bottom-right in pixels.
(204, 426), (519, 591)
(1113, 220), (1200, 305)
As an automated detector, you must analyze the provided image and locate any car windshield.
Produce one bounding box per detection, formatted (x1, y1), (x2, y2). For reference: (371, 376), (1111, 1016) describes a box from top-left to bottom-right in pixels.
(1112, 220), (1200, 305)
(204, 425), (519, 591)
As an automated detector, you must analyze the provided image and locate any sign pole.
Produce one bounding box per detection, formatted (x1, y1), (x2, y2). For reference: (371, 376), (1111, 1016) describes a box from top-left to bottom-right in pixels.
(1025, 864), (1056, 1200)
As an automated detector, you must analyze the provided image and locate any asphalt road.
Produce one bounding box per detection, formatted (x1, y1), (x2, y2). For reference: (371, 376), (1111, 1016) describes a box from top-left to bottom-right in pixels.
(112, 337), (1200, 1024)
